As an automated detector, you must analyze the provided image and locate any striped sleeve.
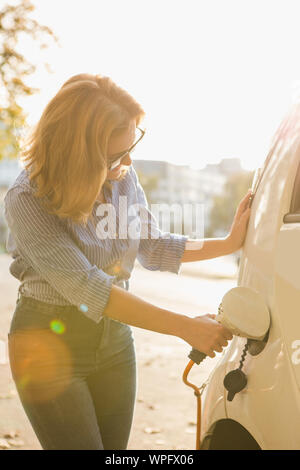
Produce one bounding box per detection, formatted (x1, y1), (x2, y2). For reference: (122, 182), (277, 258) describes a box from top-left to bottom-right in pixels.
(130, 166), (188, 274)
(4, 188), (115, 324)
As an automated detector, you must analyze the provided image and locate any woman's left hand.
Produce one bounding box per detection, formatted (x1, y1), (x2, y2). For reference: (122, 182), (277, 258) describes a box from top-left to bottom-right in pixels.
(225, 190), (252, 253)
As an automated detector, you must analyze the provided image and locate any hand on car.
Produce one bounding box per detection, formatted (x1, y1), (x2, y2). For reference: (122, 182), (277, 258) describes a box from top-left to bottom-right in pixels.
(226, 190), (252, 253)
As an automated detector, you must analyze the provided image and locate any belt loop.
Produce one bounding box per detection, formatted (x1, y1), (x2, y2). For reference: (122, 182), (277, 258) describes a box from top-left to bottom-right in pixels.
(100, 316), (111, 349)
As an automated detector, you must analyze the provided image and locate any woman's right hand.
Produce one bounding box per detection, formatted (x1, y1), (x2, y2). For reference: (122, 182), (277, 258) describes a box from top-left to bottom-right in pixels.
(181, 314), (233, 358)
(102, 285), (233, 357)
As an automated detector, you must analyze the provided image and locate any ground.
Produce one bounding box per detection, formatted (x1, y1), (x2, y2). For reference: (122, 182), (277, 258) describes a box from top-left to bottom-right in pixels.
(0, 254), (237, 450)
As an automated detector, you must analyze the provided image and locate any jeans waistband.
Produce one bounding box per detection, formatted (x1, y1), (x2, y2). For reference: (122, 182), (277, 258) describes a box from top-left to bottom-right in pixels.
(16, 288), (114, 351)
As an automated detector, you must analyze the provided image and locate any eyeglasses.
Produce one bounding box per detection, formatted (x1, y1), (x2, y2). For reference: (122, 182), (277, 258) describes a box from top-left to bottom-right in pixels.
(107, 127), (145, 171)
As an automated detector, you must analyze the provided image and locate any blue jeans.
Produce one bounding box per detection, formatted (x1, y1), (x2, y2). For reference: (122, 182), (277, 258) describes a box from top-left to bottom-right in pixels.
(7, 294), (136, 450)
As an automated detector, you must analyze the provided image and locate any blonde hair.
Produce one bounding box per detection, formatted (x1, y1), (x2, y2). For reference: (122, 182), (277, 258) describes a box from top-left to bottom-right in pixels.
(21, 73), (145, 225)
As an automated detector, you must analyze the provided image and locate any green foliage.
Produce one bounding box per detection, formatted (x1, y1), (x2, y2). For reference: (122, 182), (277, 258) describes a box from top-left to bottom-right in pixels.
(0, 0), (57, 160)
(207, 170), (254, 237)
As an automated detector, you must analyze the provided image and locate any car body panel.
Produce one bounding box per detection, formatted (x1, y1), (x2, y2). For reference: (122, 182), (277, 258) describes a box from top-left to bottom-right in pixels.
(201, 102), (300, 449)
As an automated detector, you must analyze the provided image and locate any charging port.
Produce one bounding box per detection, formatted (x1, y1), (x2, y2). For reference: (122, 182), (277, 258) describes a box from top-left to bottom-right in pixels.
(247, 330), (269, 356)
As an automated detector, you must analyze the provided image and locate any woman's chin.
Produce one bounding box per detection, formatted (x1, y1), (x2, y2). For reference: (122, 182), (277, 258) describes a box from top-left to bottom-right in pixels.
(107, 166), (122, 180)
(107, 164), (130, 181)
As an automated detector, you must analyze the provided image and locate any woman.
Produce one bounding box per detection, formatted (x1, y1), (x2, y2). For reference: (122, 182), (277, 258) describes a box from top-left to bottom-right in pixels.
(4, 73), (251, 450)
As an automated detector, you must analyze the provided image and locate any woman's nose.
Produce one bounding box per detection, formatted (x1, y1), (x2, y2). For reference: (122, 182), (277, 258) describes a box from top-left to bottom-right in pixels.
(123, 153), (132, 166)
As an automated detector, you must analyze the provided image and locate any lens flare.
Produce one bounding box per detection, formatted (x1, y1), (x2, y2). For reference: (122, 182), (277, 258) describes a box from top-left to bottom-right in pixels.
(8, 329), (72, 404)
(79, 304), (88, 313)
(112, 263), (121, 274)
(18, 373), (31, 390)
(50, 319), (66, 335)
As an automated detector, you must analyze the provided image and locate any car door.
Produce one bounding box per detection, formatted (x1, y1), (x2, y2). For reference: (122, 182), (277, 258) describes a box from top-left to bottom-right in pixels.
(225, 101), (300, 448)
(275, 157), (300, 391)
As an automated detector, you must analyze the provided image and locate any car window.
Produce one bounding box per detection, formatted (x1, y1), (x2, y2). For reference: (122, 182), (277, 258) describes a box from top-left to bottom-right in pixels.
(283, 159), (300, 223)
(290, 160), (300, 213)
(249, 146), (276, 207)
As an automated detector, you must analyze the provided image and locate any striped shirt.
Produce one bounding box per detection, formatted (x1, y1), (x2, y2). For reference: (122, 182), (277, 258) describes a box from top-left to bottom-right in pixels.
(4, 164), (188, 324)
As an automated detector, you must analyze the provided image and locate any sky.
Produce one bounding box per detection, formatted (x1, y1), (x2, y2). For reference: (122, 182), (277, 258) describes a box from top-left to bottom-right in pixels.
(16, 0), (300, 171)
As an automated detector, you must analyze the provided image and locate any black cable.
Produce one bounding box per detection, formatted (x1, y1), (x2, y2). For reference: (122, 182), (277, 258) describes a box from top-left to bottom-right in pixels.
(238, 340), (249, 370)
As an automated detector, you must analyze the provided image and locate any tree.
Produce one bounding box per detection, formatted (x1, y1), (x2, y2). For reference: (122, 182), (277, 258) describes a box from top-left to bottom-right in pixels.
(0, 0), (57, 160)
(207, 170), (254, 237)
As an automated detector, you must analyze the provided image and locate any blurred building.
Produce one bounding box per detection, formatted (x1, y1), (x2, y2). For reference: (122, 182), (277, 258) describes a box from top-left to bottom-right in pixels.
(133, 158), (243, 203)
(0, 156), (246, 249)
(133, 158), (245, 237)
(203, 158), (243, 177)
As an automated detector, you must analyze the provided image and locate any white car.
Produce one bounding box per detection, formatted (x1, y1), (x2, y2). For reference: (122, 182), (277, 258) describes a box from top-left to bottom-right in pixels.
(200, 101), (300, 450)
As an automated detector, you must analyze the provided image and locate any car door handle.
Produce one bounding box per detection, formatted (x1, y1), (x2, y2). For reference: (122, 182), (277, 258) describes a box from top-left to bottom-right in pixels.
(283, 213), (300, 223)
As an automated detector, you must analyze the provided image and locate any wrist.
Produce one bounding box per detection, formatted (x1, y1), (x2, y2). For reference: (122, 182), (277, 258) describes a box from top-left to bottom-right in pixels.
(169, 313), (193, 340)
(222, 235), (234, 255)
